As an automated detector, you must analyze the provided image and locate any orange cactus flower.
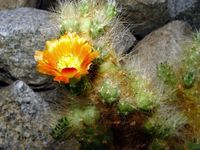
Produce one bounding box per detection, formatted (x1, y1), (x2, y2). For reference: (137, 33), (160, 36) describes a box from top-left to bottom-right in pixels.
(34, 32), (99, 83)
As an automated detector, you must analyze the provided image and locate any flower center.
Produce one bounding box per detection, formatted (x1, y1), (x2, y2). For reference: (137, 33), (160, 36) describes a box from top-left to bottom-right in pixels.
(57, 54), (81, 71)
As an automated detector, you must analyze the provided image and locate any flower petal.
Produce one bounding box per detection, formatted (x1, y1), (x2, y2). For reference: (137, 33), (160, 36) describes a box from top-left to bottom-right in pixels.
(54, 76), (69, 83)
(62, 67), (78, 78)
(34, 51), (43, 61)
(81, 51), (99, 68)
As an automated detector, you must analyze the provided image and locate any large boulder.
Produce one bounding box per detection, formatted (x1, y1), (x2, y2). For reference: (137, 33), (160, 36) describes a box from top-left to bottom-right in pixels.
(124, 21), (193, 82)
(0, 80), (51, 149)
(169, 0), (200, 29)
(118, 0), (170, 38)
(117, 0), (200, 38)
(0, 0), (38, 10)
(0, 80), (80, 149)
(0, 8), (58, 90)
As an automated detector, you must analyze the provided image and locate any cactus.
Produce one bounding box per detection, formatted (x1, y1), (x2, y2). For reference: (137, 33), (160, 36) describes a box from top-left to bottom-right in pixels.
(144, 106), (188, 139)
(188, 143), (200, 150)
(79, 126), (112, 150)
(34, 0), (200, 149)
(99, 80), (120, 104)
(117, 101), (134, 115)
(51, 116), (69, 140)
(157, 62), (177, 86)
(149, 139), (167, 150)
(131, 76), (157, 111)
(56, 0), (118, 41)
(182, 70), (196, 88)
(67, 106), (100, 129)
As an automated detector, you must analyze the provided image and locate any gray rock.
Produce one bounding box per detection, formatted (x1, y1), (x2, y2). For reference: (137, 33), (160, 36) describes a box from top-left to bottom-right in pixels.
(124, 21), (193, 83)
(0, 8), (58, 90)
(0, 0), (37, 10)
(117, 0), (200, 38)
(168, 0), (197, 18)
(109, 24), (137, 55)
(0, 80), (51, 149)
(169, 0), (200, 29)
(96, 23), (137, 55)
(0, 80), (80, 149)
(118, 0), (170, 38)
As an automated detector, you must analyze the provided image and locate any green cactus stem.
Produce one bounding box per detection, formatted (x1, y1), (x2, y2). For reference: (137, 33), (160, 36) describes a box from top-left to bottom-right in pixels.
(105, 3), (117, 19)
(144, 109), (187, 139)
(188, 143), (200, 150)
(51, 116), (69, 140)
(79, 126), (112, 150)
(157, 62), (177, 86)
(60, 19), (79, 35)
(65, 77), (91, 95)
(80, 18), (91, 33)
(149, 139), (167, 150)
(118, 101), (134, 115)
(68, 106), (100, 129)
(90, 21), (104, 39)
(79, 0), (89, 16)
(99, 80), (120, 104)
(183, 70), (196, 88)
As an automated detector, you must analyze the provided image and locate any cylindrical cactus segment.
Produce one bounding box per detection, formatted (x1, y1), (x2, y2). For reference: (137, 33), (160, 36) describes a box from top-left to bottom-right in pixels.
(79, 18), (91, 33)
(60, 19), (79, 34)
(135, 92), (155, 111)
(51, 106), (100, 140)
(51, 116), (69, 140)
(131, 76), (156, 111)
(182, 70), (196, 88)
(57, 0), (118, 40)
(144, 107), (188, 139)
(90, 20), (105, 39)
(118, 101), (135, 115)
(79, 0), (89, 15)
(149, 139), (168, 150)
(105, 3), (118, 19)
(99, 80), (120, 104)
(157, 62), (177, 86)
(68, 106), (100, 129)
